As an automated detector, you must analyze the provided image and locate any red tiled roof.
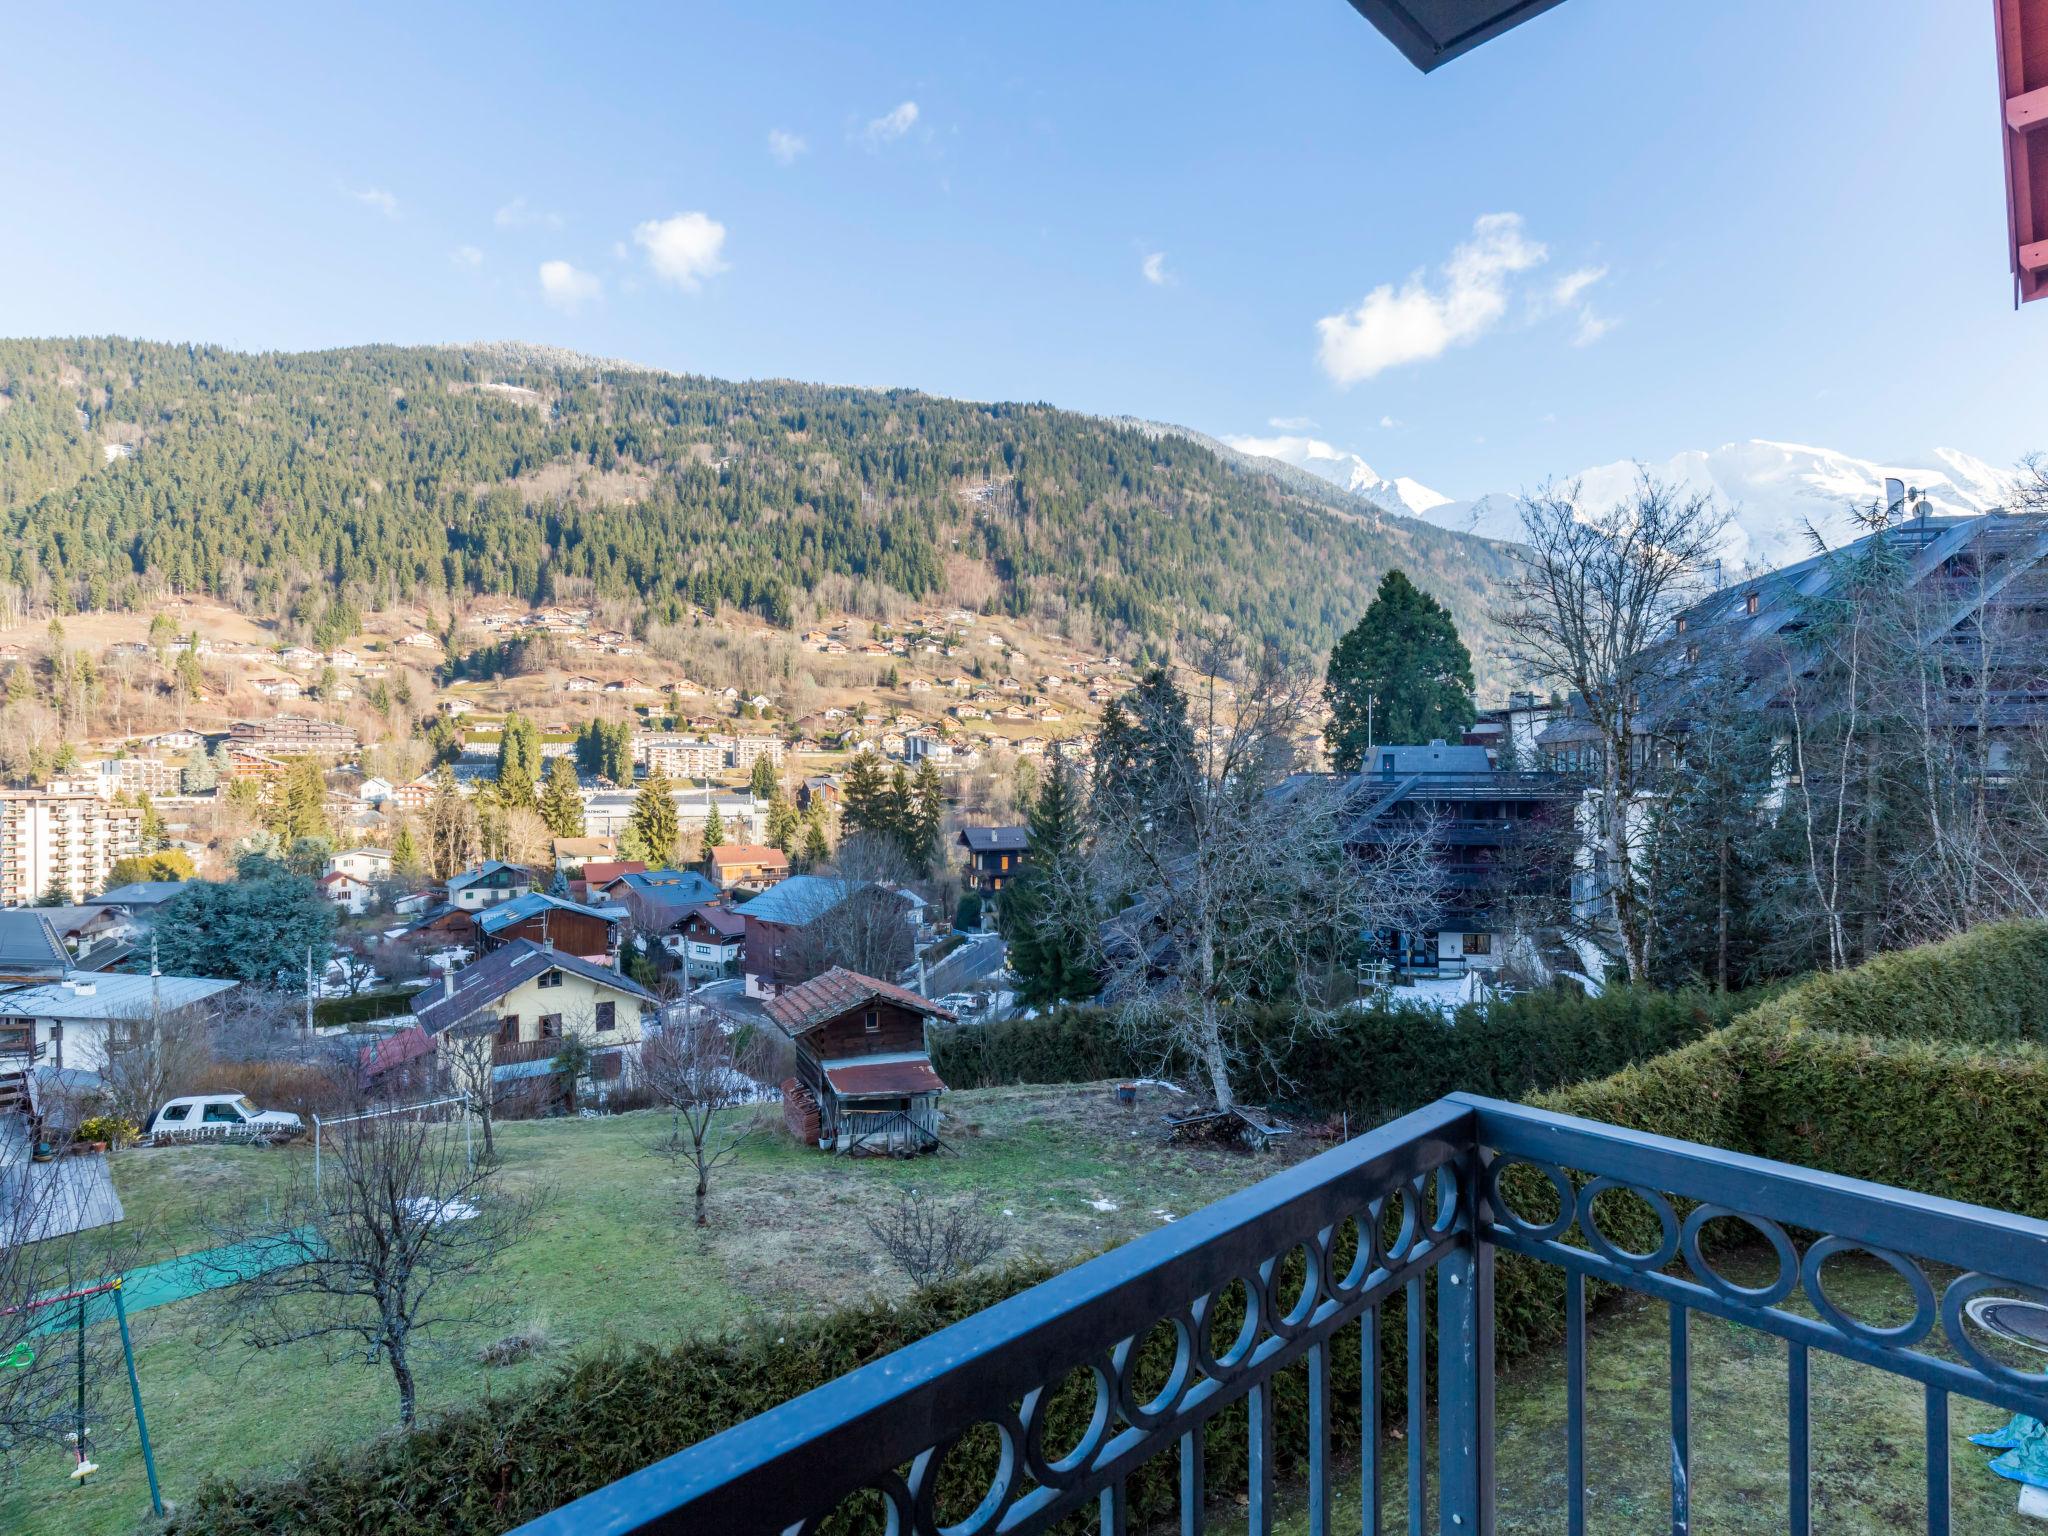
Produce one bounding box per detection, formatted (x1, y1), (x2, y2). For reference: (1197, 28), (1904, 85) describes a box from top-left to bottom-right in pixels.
(582, 861), (647, 887)
(763, 967), (958, 1036)
(822, 1057), (948, 1098)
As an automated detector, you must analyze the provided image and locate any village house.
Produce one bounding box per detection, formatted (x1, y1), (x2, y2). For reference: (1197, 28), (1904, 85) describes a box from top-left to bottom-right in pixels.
(326, 846), (395, 884)
(958, 826), (1030, 895)
(735, 875), (919, 996)
(251, 675), (302, 701)
(707, 843), (791, 893)
(770, 968), (953, 1155)
(473, 891), (624, 963)
(667, 901), (745, 976)
(550, 835), (617, 870)
(447, 860), (538, 911)
(565, 675), (603, 693)
(318, 869), (378, 916)
(412, 940), (656, 1092)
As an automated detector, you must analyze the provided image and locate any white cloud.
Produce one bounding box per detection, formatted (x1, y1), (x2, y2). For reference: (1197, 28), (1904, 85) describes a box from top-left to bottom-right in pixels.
(1573, 310), (1618, 347)
(538, 260), (602, 312)
(496, 196), (564, 231)
(1315, 212), (1547, 385)
(450, 245), (484, 268)
(632, 212), (729, 292)
(1379, 415), (1401, 429)
(767, 128), (808, 166)
(863, 100), (919, 148)
(1550, 264), (1606, 308)
(352, 187), (399, 219)
(1268, 415), (1318, 431)
(1141, 251), (1171, 287)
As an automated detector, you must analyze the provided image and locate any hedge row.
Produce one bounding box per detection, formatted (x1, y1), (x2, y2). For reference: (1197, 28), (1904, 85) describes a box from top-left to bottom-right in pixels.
(1733, 917), (2048, 1050)
(930, 982), (1752, 1125)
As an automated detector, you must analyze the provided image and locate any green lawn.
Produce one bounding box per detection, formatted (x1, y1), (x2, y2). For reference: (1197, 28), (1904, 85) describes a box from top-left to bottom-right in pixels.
(4, 1083), (1286, 1536)
(13, 1102), (2039, 1536)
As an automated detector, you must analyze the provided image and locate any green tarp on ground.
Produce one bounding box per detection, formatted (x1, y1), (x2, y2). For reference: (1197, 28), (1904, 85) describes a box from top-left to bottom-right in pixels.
(29, 1230), (316, 1332)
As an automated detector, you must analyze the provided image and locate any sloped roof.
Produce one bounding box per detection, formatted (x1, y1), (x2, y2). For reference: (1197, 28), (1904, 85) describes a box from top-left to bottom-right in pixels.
(958, 826), (1029, 853)
(411, 940), (655, 1036)
(764, 967), (956, 1037)
(0, 912), (71, 978)
(87, 881), (191, 908)
(447, 860), (535, 891)
(731, 875), (906, 927)
(823, 1057), (947, 1098)
(615, 869), (721, 909)
(681, 902), (746, 939)
(474, 890), (625, 936)
(709, 843), (790, 869)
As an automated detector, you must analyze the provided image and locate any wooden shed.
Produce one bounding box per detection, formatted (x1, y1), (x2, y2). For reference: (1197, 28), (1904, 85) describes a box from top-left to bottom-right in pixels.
(765, 968), (955, 1155)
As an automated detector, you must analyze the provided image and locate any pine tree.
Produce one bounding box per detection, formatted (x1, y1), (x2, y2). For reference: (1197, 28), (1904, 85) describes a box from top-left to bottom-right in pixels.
(624, 772), (680, 867)
(391, 819), (423, 878)
(137, 792), (165, 852)
(539, 754), (585, 837)
(1001, 755), (1099, 1006)
(765, 787), (802, 853)
(495, 711), (541, 809)
(425, 768), (479, 878)
(1322, 568), (1477, 771)
(699, 803), (727, 865)
(840, 750), (889, 837)
(799, 810), (831, 871)
(181, 744), (218, 793)
(1091, 667), (1195, 831)
(268, 757), (330, 844)
(748, 754), (779, 799)
(904, 759), (945, 875)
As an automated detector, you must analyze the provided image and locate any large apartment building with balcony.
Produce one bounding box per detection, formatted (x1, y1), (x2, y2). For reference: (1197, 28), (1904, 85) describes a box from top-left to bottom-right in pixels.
(0, 782), (145, 906)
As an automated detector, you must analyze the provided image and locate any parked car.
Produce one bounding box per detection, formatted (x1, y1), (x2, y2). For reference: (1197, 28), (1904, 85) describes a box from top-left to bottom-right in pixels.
(938, 992), (984, 1015)
(146, 1094), (304, 1143)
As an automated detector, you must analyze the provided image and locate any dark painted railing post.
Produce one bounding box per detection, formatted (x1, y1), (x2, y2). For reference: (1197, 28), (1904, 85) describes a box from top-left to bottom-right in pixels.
(1438, 1153), (1495, 1535)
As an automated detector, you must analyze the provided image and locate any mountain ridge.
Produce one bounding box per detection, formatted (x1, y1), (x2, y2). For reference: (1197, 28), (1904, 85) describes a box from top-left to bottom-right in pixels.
(0, 337), (1527, 690)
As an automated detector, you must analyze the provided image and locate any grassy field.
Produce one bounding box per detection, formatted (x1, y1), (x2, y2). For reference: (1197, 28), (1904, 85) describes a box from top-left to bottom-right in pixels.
(13, 1098), (2039, 1535)
(7, 1082), (1279, 1536)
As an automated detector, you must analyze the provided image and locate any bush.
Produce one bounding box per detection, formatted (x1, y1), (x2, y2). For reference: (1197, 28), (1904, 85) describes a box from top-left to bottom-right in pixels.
(311, 988), (418, 1028)
(75, 1114), (140, 1148)
(930, 983), (1751, 1125)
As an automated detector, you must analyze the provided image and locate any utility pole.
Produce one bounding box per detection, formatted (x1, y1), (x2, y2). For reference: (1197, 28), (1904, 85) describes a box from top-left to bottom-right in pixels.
(304, 946), (315, 1032)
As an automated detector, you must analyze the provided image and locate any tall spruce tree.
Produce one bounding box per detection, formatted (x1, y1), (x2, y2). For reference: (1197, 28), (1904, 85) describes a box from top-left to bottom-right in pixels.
(748, 754), (779, 799)
(539, 754), (585, 838)
(624, 772), (681, 867)
(495, 712), (541, 809)
(699, 803), (726, 866)
(840, 750), (889, 837)
(1323, 568), (1477, 770)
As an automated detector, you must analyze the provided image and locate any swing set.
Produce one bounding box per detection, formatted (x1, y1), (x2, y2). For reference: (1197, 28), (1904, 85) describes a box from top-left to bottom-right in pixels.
(0, 1275), (162, 1518)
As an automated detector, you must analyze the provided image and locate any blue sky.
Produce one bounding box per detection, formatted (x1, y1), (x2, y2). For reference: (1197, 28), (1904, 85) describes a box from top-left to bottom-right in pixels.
(0, 1), (2037, 499)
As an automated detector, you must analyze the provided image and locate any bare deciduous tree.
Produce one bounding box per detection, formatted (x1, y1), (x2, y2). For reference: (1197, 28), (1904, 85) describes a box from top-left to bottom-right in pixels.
(642, 1011), (765, 1227)
(1093, 635), (1443, 1109)
(436, 1024), (504, 1160)
(863, 1188), (1004, 1293)
(1494, 472), (1728, 980)
(99, 1004), (215, 1130)
(206, 1083), (539, 1428)
(778, 832), (920, 984)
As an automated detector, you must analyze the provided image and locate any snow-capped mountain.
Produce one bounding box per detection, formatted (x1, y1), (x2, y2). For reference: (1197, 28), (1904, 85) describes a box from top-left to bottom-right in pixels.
(1226, 433), (2016, 573)
(1220, 432), (1452, 518)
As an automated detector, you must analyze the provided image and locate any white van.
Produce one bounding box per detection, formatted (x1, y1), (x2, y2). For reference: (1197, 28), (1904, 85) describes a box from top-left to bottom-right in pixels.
(147, 1094), (304, 1143)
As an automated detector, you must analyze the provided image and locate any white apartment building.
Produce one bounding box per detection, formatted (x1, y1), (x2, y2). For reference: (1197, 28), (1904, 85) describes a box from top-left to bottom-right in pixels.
(0, 786), (145, 906)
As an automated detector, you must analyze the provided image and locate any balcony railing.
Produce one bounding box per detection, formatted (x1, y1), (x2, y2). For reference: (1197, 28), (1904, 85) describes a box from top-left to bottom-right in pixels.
(510, 1094), (2048, 1536)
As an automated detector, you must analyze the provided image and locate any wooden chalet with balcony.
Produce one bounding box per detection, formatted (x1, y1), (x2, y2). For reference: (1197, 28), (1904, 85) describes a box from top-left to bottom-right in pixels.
(766, 968), (954, 1155)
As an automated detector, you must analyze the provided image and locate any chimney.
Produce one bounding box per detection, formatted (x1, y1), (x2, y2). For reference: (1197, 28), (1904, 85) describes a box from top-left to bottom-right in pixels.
(442, 967), (456, 1001)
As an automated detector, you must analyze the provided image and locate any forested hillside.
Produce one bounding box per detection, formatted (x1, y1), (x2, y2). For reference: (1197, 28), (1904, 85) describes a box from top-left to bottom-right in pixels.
(0, 338), (1518, 673)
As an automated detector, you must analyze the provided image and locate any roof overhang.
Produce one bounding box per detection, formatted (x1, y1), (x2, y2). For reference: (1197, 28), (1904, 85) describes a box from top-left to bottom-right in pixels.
(1344, 0), (1569, 72)
(1997, 0), (2048, 302)
(821, 1057), (947, 1099)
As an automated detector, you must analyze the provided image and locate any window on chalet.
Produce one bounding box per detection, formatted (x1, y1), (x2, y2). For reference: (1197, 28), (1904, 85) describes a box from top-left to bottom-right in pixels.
(1675, 614), (1688, 635)
(595, 1001), (616, 1032)
(1745, 592), (1760, 616)
(497, 1016), (520, 1044)
(539, 970), (563, 988)
(540, 1014), (563, 1039)
(864, 1009), (880, 1033)
(1686, 643), (1700, 665)
(1463, 933), (1493, 956)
